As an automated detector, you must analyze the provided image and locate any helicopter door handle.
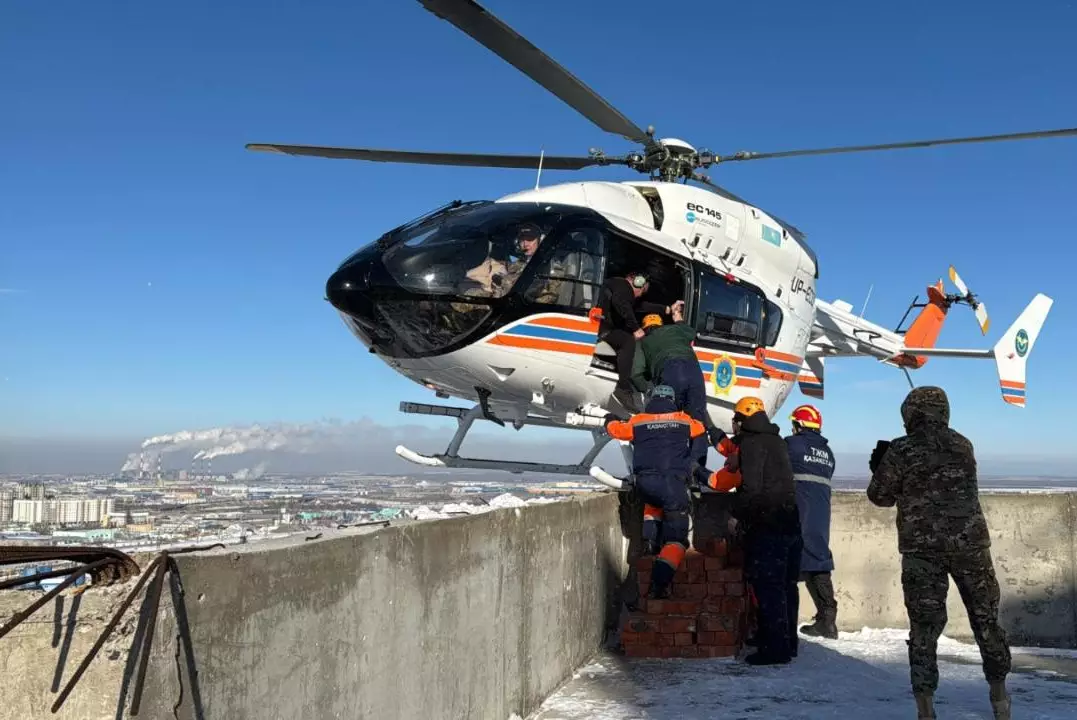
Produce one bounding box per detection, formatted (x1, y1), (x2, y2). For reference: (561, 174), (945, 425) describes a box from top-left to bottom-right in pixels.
(751, 348), (783, 379)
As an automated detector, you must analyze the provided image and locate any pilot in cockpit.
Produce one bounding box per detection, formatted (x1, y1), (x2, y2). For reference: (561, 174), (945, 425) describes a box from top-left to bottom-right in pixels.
(461, 222), (559, 302)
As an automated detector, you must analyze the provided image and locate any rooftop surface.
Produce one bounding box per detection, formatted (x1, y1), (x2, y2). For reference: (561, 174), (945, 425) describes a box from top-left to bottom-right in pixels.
(533, 629), (1077, 719)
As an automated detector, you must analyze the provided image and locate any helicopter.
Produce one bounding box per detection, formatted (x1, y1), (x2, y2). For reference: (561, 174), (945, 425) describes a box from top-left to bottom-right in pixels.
(246, 0), (1061, 477)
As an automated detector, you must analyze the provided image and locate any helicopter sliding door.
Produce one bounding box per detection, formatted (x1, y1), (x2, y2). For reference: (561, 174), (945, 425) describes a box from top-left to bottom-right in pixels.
(690, 269), (783, 396)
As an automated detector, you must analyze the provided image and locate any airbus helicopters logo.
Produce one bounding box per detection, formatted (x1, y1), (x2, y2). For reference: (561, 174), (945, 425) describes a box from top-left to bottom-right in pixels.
(686, 202), (722, 228)
(1015, 329), (1029, 357)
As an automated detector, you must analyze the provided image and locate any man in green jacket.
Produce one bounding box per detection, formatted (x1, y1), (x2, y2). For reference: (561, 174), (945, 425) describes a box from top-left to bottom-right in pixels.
(631, 301), (718, 471)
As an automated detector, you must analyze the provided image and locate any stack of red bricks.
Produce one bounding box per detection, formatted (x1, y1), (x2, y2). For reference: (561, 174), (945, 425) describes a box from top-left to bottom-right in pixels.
(620, 538), (747, 658)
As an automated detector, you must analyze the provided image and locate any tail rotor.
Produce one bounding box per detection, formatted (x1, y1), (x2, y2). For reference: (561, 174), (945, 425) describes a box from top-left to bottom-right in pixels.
(947, 265), (990, 335)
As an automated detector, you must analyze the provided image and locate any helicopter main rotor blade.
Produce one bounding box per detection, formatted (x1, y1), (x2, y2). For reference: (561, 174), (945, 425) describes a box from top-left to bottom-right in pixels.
(418, 0), (650, 145)
(246, 143), (615, 170)
(717, 127), (1077, 163)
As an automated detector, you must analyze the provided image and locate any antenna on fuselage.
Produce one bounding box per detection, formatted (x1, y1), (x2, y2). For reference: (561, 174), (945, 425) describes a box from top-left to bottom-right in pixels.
(535, 147), (545, 190)
(859, 284), (874, 320)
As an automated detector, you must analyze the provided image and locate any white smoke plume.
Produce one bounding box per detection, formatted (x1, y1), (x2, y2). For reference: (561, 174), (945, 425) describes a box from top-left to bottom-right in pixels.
(232, 463), (269, 481)
(121, 419), (389, 472)
(115, 417), (630, 476)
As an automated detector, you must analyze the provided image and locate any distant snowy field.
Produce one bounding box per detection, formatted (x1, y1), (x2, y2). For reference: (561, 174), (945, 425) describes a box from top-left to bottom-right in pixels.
(531, 628), (1077, 720)
(405, 492), (561, 520)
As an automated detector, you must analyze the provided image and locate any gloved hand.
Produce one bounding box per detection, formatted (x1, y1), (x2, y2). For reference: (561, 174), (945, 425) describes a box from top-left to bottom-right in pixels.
(691, 464), (711, 490)
(707, 425), (727, 448)
(602, 413), (617, 431)
(869, 440), (891, 474)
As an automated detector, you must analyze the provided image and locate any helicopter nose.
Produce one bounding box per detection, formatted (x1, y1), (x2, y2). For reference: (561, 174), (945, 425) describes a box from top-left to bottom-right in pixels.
(325, 257), (372, 318)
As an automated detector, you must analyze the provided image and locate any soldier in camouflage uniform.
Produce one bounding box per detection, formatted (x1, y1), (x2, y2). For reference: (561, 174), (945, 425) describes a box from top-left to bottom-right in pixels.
(867, 386), (1011, 720)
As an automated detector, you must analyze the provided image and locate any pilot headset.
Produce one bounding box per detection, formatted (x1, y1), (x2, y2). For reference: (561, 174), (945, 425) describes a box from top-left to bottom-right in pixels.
(631, 274), (649, 289)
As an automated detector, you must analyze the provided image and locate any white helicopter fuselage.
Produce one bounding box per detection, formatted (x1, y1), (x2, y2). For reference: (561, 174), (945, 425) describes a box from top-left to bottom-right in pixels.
(339, 179), (820, 434)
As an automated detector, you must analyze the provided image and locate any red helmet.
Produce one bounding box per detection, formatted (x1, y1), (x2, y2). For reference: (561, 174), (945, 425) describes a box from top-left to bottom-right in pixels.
(790, 404), (822, 430)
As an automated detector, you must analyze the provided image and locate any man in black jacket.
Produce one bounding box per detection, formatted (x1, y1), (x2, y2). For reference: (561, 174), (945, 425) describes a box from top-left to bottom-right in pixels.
(591, 272), (673, 413)
(728, 396), (803, 666)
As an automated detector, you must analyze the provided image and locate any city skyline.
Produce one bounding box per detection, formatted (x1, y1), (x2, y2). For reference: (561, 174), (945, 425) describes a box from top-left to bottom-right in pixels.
(3, 423), (1075, 478)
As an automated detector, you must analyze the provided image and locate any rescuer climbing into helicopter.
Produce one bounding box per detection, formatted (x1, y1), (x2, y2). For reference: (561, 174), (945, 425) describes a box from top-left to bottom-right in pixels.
(590, 272), (675, 414)
(603, 384), (708, 599)
(629, 303), (722, 474)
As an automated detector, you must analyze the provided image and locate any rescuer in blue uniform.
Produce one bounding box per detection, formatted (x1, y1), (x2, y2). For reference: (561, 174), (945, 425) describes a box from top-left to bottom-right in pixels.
(604, 384), (708, 599)
(629, 303), (716, 476)
(786, 404), (839, 639)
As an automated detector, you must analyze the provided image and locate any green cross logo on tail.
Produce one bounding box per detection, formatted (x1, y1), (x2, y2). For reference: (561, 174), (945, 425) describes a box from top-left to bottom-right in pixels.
(1015, 329), (1029, 357)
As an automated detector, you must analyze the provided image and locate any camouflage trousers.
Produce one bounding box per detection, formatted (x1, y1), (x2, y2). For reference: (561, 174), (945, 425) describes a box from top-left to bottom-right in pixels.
(901, 549), (1012, 693)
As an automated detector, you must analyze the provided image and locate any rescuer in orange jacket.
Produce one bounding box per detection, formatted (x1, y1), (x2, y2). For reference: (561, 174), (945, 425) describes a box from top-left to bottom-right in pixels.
(604, 384), (707, 598)
(708, 434), (743, 492)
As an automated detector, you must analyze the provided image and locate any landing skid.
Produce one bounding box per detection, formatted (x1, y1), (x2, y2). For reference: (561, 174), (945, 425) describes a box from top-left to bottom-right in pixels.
(395, 401), (625, 476)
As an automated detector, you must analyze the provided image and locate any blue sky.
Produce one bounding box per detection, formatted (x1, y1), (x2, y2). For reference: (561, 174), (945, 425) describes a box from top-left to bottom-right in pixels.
(2, 0), (1076, 466)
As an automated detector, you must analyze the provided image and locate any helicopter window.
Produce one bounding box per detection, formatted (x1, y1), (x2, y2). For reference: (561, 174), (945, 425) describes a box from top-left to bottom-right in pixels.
(375, 299), (493, 356)
(763, 299), (783, 347)
(694, 273), (764, 349)
(520, 227), (607, 309)
(380, 203), (560, 299)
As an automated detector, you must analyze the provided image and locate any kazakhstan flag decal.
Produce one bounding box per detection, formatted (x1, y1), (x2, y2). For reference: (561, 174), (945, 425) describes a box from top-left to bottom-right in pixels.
(761, 224), (782, 247)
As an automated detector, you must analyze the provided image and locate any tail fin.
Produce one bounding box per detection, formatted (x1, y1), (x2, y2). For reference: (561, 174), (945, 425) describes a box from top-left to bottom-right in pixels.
(993, 294), (1053, 407)
(797, 356), (825, 399)
(902, 280), (950, 368)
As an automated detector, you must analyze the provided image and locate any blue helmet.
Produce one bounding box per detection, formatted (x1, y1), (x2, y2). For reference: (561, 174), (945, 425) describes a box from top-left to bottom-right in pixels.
(647, 384), (676, 403)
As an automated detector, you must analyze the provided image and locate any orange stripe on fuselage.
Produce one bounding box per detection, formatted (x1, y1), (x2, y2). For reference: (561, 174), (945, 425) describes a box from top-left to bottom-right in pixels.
(490, 316), (800, 391)
(759, 349), (802, 364)
(528, 316), (599, 332)
(488, 335), (593, 355)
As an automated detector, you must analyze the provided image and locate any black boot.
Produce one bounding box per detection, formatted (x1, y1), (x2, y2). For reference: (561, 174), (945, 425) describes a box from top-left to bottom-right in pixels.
(799, 610), (837, 640)
(612, 386), (642, 415)
(799, 573), (838, 640)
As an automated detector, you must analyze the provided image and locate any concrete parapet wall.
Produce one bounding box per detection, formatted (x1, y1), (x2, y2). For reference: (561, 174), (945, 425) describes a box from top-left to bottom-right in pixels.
(3, 493), (626, 720)
(803, 491), (1077, 648)
(5, 490), (1076, 720)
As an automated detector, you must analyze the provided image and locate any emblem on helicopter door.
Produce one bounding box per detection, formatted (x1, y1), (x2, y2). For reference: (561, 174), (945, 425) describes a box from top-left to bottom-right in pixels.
(712, 355), (737, 396)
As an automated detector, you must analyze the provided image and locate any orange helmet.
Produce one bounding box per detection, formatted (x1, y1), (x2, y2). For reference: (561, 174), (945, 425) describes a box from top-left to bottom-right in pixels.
(642, 314), (664, 330)
(790, 404), (822, 430)
(734, 396), (765, 418)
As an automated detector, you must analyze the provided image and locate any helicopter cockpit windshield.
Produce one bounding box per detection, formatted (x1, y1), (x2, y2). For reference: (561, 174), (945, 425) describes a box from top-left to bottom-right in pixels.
(327, 201), (609, 358)
(380, 204), (553, 299)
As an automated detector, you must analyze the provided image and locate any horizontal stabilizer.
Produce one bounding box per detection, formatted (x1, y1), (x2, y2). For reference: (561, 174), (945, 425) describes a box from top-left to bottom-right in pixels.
(899, 347), (992, 359)
(798, 356), (825, 399)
